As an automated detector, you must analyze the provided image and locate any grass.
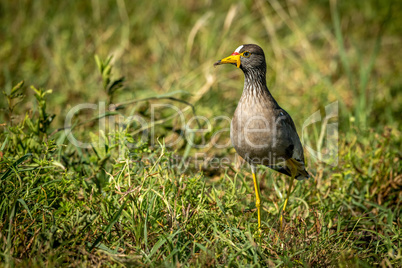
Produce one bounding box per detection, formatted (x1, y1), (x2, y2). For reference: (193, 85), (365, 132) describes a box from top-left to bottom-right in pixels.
(1, 0), (401, 267)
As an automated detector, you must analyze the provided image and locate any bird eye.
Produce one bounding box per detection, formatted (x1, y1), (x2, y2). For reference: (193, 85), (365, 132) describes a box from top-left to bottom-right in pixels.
(243, 51), (251, 57)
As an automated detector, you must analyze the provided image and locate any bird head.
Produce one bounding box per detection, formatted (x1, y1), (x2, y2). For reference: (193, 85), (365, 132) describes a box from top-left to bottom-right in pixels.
(214, 44), (266, 72)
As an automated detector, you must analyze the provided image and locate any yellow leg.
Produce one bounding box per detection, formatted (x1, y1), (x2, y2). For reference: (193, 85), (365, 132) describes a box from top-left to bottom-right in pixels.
(252, 172), (262, 230)
(280, 174), (294, 231)
(280, 159), (298, 231)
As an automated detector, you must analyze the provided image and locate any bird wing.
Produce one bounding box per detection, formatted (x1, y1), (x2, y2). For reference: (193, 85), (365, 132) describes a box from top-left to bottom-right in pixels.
(273, 108), (310, 180)
(276, 108), (298, 134)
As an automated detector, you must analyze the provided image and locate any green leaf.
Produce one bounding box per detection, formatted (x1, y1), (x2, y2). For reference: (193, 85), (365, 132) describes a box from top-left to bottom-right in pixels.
(94, 55), (102, 73)
(103, 65), (111, 77)
(88, 200), (127, 251)
(104, 55), (113, 67)
(0, 135), (9, 151)
(30, 85), (41, 96)
(93, 243), (119, 254)
(147, 236), (166, 260)
(11, 81), (24, 95)
(17, 198), (33, 219)
(107, 77), (125, 94)
(0, 153), (32, 180)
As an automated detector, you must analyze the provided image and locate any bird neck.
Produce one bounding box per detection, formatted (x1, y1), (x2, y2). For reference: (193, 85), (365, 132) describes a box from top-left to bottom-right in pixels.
(242, 68), (276, 104)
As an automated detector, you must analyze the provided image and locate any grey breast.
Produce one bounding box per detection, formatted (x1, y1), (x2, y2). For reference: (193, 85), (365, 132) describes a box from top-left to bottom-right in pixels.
(230, 93), (297, 167)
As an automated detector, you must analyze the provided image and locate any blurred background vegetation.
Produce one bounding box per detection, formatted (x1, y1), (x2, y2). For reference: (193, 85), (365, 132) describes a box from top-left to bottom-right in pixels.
(0, 0), (401, 266)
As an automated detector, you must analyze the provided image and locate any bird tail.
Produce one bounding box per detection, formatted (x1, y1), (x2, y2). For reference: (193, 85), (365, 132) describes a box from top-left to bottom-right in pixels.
(267, 158), (310, 180)
(287, 158), (309, 180)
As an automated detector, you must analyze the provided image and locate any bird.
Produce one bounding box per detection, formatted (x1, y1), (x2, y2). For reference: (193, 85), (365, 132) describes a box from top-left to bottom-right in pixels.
(214, 44), (309, 230)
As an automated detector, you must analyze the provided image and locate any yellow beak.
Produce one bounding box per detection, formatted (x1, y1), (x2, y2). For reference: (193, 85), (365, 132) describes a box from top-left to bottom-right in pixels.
(214, 52), (241, 68)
